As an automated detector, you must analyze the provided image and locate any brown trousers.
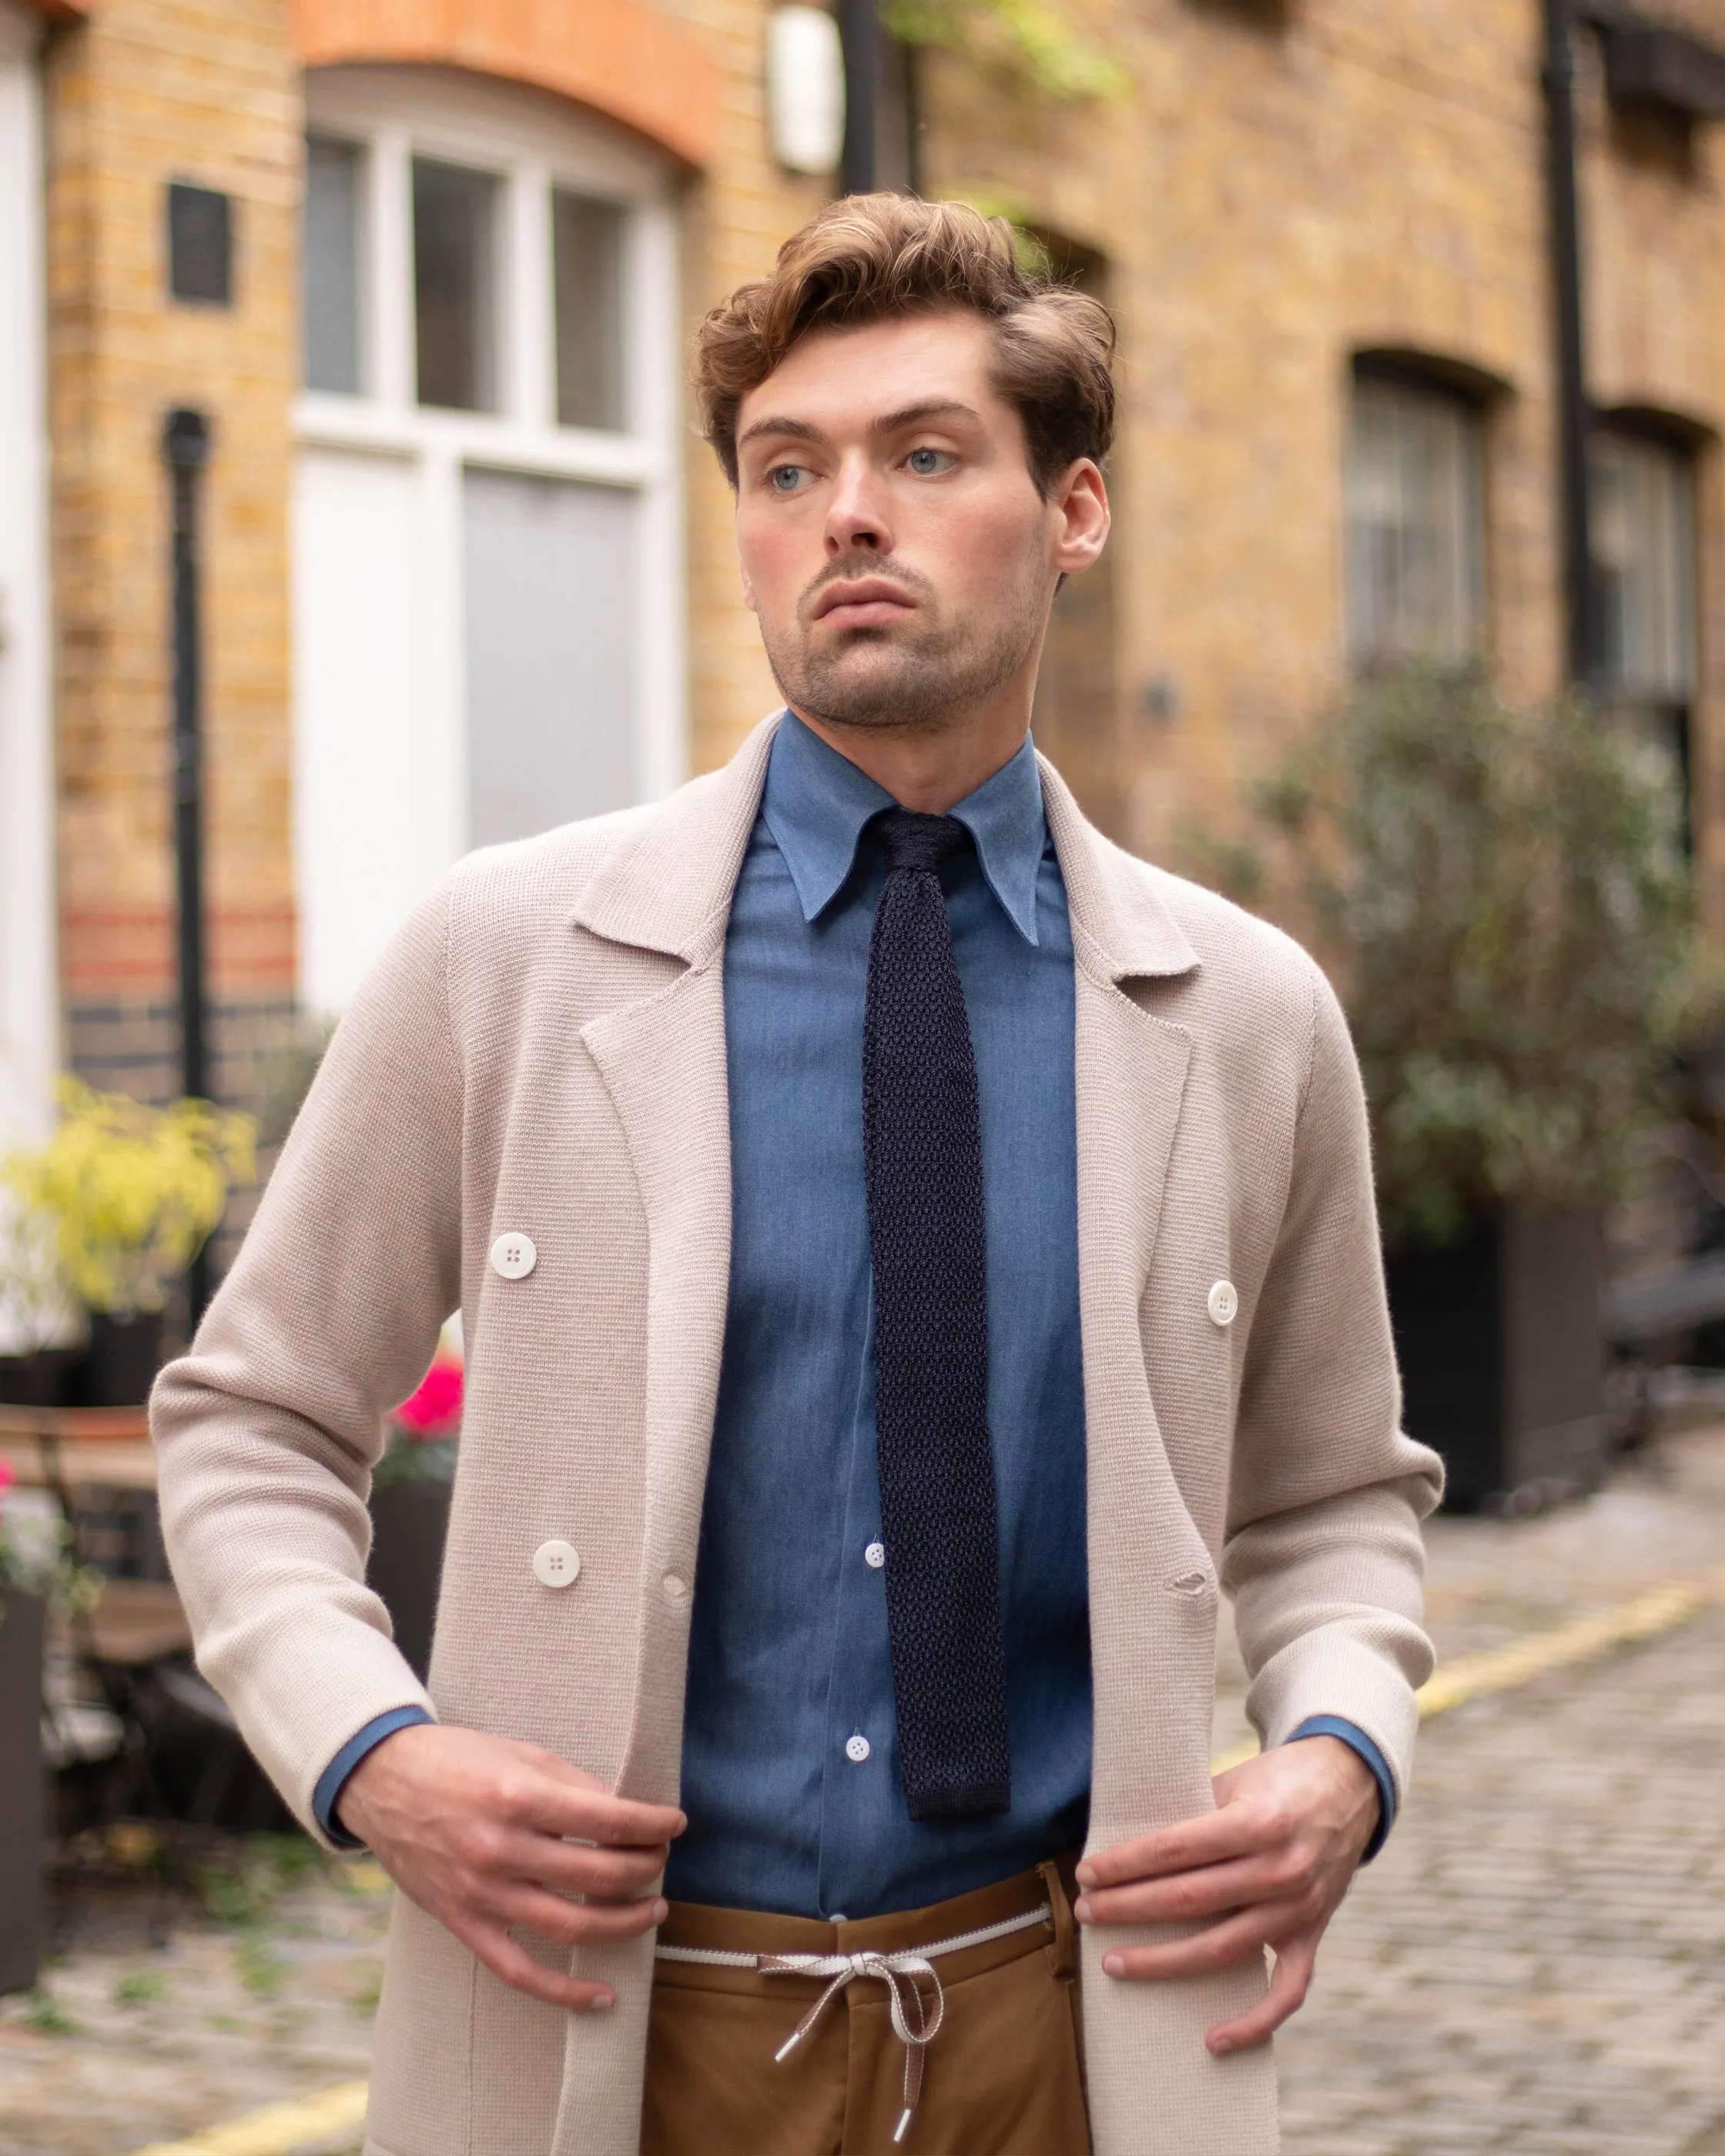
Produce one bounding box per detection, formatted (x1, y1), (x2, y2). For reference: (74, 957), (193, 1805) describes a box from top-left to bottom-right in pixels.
(641, 1859), (1092, 2156)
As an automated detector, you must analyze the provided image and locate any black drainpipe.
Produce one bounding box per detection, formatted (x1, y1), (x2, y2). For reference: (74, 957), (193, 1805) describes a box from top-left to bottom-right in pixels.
(163, 407), (213, 1326)
(1543, 0), (1599, 687)
(839, 0), (878, 194)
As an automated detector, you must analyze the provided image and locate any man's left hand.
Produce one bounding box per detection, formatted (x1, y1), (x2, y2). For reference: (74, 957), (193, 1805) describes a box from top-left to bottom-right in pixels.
(1072, 1736), (1379, 2054)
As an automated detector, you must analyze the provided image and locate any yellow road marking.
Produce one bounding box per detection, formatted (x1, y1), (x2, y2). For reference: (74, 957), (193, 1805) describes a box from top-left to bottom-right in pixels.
(132, 1570), (1725, 2156)
(1210, 1568), (1725, 1775)
(131, 2081), (369, 2156)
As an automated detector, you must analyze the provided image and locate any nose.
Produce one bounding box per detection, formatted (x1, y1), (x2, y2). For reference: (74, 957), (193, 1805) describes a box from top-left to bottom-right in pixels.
(824, 450), (893, 558)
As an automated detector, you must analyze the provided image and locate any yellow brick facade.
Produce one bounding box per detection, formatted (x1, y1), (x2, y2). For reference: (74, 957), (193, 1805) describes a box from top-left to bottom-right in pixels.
(31, 0), (1725, 1105)
(42, 0), (299, 1100)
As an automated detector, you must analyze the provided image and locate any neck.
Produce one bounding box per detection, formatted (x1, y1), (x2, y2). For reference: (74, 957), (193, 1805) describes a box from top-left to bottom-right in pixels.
(788, 691), (1033, 814)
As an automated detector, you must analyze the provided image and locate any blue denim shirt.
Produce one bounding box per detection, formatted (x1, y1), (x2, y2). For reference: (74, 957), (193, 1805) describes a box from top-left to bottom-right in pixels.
(316, 716), (1394, 1884)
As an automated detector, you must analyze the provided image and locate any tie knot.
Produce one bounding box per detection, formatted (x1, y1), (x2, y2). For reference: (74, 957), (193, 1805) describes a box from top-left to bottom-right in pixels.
(873, 808), (972, 878)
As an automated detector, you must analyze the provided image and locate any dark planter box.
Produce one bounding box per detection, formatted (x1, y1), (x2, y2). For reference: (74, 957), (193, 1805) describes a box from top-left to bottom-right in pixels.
(1387, 1207), (1606, 1512)
(0, 1348), (80, 1408)
(367, 1480), (451, 1683)
(72, 1310), (166, 1408)
(0, 1589), (46, 1996)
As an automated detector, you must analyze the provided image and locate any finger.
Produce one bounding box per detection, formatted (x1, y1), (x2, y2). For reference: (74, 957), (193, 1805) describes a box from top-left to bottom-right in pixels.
(447, 1914), (618, 2014)
(1077, 1853), (1298, 1930)
(513, 1775), (687, 1849)
(1100, 1907), (1278, 1983)
(1077, 1806), (1268, 1891)
(1207, 1936), (1317, 2054)
(487, 1885), (669, 1949)
(499, 1832), (671, 1903)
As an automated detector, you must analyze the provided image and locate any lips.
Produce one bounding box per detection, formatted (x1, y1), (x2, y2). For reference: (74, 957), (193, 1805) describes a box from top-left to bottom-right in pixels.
(812, 578), (916, 625)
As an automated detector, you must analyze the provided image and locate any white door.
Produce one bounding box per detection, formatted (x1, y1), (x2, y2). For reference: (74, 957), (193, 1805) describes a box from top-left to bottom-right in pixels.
(291, 67), (684, 1019)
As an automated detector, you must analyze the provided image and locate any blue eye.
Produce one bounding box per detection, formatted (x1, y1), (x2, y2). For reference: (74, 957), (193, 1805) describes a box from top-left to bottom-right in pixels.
(769, 464), (806, 492)
(907, 447), (950, 476)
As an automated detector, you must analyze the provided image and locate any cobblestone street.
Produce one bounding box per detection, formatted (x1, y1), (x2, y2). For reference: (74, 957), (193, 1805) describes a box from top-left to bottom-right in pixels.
(2, 1424), (1721, 2156)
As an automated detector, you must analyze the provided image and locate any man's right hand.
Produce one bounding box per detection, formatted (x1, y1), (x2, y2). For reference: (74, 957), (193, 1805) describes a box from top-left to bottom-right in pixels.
(337, 1722), (685, 2013)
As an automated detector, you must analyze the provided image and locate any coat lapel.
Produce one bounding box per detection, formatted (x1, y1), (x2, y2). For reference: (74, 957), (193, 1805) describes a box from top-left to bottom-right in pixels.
(572, 716), (779, 1802)
(1041, 762), (1222, 1833)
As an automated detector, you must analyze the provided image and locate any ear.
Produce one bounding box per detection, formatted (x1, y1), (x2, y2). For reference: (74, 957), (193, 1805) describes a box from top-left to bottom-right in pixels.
(740, 565), (759, 614)
(1050, 460), (1110, 578)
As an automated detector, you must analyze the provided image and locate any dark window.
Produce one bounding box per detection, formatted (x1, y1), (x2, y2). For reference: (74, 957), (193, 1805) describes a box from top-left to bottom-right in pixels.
(552, 190), (626, 432)
(1345, 373), (1485, 667)
(303, 136), (363, 394)
(1594, 434), (1696, 700)
(168, 182), (233, 306)
(413, 157), (499, 413)
(1593, 430), (1697, 839)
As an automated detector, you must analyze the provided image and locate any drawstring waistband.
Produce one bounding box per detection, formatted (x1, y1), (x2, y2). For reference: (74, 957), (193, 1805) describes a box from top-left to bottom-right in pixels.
(655, 1900), (1055, 2144)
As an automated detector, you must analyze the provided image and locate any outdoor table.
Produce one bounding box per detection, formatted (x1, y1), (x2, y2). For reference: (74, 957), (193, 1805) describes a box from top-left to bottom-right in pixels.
(0, 1406), (191, 1662)
(0, 1402), (158, 1493)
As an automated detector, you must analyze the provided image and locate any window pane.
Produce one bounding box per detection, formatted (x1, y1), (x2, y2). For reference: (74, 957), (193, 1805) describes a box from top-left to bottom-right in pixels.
(1593, 434), (1694, 698)
(413, 157), (499, 413)
(303, 136), (361, 393)
(1346, 376), (1484, 667)
(553, 190), (625, 431)
(464, 469), (639, 842)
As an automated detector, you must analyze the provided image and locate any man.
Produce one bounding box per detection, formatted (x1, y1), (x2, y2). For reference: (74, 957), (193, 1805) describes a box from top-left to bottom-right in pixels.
(154, 196), (1441, 2156)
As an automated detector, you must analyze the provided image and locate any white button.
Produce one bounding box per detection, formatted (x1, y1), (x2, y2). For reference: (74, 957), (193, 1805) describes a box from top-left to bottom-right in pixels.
(532, 1538), (580, 1589)
(864, 1542), (886, 1570)
(1208, 1278), (1239, 1327)
(662, 1572), (688, 1600)
(491, 1231), (538, 1281)
(844, 1733), (871, 1764)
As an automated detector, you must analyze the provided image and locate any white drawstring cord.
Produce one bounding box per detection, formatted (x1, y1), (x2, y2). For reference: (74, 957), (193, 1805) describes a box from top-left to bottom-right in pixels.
(655, 1901), (1053, 2144)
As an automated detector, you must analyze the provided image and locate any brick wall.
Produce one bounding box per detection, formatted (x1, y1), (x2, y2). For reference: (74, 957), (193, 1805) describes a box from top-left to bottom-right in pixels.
(658, 0), (837, 774)
(43, 0), (300, 1113)
(914, 0), (1725, 912)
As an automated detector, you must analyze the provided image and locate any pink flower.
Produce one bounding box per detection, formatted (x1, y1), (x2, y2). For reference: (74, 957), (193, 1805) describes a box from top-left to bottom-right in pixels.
(0, 1456), (13, 1504)
(392, 1353), (463, 1438)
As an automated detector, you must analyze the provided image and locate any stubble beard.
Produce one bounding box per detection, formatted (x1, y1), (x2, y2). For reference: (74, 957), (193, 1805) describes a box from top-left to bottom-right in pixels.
(759, 556), (1046, 736)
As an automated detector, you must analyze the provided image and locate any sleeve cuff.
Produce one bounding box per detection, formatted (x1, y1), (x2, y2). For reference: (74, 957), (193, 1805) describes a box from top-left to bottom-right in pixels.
(1285, 1714), (1396, 1862)
(312, 1706), (437, 1847)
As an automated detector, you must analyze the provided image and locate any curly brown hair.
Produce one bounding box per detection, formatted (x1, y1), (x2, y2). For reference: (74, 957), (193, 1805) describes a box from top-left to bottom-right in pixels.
(694, 194), (1116, 498)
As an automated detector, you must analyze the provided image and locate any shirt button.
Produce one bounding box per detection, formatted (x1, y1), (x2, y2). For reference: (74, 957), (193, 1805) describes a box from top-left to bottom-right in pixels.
(491, 1231), (538, 1281)
(662, 1572), (688, 1600)
(844, 1733), (871, 1764)
(532, 1539), (580, 1589)
(1208, 1278), (1239, 1328)
(864, 1541), (886, 1570)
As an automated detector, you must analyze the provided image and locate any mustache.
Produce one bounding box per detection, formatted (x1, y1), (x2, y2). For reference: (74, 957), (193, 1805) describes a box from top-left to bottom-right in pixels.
(798, 558), (939, 619)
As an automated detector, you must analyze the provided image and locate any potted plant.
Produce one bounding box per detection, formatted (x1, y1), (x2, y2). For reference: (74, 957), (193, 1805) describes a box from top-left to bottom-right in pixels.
(1218, 665), (1700, 1508)
(367, 1334), (462, 1681)
(0, 1201), (83, 1408)
(0, 1460), (100, 1994)
(1, 1080), (254, 1407)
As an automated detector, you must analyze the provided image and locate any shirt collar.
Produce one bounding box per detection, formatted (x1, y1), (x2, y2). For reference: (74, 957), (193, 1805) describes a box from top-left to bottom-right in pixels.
(761, 711), (1047, 946)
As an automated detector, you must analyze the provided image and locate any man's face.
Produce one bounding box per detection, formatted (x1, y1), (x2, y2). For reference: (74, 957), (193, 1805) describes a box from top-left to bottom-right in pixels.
(732, 310), (1106, 735)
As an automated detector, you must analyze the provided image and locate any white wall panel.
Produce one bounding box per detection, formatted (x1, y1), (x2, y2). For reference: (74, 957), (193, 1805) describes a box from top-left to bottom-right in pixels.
(292, 446), (451, 1016)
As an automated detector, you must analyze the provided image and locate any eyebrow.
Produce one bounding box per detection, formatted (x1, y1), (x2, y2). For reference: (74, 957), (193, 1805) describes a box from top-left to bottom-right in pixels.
(735, 398), (984, 453)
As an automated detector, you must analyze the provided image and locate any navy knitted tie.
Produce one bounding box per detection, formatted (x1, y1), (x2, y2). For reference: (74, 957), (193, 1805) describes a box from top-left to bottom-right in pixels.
(862, 806), (1012, 1822)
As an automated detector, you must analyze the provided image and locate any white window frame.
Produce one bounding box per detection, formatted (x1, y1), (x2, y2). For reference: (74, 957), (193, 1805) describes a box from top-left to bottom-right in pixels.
(296, 65), (688, 873)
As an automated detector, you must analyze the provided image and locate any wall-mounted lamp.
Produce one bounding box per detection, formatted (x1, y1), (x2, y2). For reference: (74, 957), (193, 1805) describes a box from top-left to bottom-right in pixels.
(769, 6), (846, 175)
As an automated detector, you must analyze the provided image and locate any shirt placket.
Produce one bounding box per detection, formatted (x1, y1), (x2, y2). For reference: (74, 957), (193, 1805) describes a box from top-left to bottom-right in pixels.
(814, 1280), (896, 1918)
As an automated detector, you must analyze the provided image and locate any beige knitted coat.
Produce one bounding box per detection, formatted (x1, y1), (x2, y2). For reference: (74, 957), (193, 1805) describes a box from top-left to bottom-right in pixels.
(152, 717), (1441, 2156)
